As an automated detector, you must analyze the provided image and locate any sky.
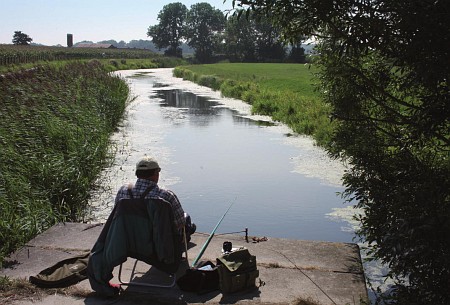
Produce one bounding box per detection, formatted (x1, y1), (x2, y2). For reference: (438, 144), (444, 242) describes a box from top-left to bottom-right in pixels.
(0, 0), (234, 46)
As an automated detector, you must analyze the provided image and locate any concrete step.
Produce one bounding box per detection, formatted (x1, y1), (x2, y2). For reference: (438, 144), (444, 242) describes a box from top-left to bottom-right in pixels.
(1, 222), (368, 305)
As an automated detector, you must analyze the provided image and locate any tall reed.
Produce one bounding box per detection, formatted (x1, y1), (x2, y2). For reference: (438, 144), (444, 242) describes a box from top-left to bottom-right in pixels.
(0, 60), (129, 265)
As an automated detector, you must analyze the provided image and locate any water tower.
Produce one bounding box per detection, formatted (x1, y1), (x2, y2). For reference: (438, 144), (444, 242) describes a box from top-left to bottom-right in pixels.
(67, 34), (73, 47)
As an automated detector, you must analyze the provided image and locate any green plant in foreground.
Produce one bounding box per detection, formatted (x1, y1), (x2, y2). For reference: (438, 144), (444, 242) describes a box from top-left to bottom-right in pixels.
(0, 61), (129, 266)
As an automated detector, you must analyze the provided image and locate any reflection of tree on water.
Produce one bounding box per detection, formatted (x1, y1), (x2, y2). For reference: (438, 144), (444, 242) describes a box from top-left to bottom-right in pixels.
(157, 89), (220, 111)
(157, 88), (277, 129)
(156, 89), (221, 128)
(232, 116), (275, 127)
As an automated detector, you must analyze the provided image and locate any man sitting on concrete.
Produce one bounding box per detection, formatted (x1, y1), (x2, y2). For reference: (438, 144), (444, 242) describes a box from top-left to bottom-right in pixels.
(87, 156), (195, 296)
(115, 156), (196, 240)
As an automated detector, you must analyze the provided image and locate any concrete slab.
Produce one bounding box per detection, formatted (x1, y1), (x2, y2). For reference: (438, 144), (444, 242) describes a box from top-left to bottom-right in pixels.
(1, 223), (368, 305)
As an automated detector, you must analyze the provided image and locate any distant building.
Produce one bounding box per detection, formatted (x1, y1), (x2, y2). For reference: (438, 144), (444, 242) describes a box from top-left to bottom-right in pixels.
(74, 43), (116, 49)
(67, 34), (73, 47)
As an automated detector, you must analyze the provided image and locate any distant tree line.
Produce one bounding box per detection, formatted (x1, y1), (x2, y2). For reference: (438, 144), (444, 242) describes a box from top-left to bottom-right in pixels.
(146, 2), (308, 63)
(11, 2), (314, 64)
(80, 39), (163, 52)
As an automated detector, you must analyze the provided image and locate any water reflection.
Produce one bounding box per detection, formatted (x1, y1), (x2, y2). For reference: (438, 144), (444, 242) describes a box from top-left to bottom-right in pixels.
(158, 89), (221, 115)
(148, 87), (352, 243)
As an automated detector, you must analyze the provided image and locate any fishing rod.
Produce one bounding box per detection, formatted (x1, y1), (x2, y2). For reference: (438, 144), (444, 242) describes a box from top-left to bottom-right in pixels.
(191, 198), (237, 267)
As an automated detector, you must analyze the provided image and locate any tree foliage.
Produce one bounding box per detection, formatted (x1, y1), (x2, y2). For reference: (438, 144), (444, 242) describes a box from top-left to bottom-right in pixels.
(147, 2), (188, 57)
(147, 2), (301, 63)
(253, 17), (286, 62)
(224, 14), (257, 62)
(12, 31), (32, 45)
(223, 13), (290, 62)
(232, 0), (450, 304)
(186, 2), (226, 63)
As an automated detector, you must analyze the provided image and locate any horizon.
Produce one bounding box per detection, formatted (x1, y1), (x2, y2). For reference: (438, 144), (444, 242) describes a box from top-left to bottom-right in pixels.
(1, 0), (234, 47)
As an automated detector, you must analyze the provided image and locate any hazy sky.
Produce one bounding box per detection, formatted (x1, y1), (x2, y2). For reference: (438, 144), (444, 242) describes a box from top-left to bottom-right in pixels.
(1, 0), (234, 46)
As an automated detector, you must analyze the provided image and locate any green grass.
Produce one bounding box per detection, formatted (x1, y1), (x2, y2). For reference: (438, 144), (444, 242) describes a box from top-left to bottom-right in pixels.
(179, 62), (318, 96)
(174, 63), (334, 146)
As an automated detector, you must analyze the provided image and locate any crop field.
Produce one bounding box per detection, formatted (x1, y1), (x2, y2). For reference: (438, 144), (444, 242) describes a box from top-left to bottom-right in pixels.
(0, 44), (158, 66)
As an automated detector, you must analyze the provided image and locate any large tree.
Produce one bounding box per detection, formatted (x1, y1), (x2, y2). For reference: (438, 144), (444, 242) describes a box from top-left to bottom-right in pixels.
(147, 2), (188, 57)
(233, 0), (450, 304)
(223, 14), (257, 62)
(186, 2), (225, 63)
(224, 13), (287, 63)
(12, 31), (32, 45)
(253, 17), (286, 62)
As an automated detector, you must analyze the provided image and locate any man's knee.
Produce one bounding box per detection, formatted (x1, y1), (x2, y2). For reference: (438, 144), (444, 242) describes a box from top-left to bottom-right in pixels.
(184, 213), (196, 241)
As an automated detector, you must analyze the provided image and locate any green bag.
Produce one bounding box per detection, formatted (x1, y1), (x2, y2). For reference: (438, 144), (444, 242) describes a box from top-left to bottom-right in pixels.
(29, 252), (89, 288)
(216, 248), (259, 293)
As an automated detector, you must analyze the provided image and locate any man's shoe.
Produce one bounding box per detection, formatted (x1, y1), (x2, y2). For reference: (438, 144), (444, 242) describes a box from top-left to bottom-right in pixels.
(108, 282), (122, 295)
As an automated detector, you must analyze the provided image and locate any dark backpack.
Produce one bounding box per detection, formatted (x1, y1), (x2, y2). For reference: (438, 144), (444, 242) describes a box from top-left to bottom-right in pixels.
(29, 252), (89, 288)
(176, 260), (220, 294)
(216, 248), (259, 293)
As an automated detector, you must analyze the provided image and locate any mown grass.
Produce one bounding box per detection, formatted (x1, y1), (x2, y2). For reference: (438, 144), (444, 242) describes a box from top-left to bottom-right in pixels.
(0, 276), (91, 303)
(0, 60), (130, 266)
(179, 63), (318, 95)
(174, 63), (334, 146)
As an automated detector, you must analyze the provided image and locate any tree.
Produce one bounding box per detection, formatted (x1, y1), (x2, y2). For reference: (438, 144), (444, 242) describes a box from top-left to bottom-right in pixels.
(224, 13), (287, 63)
(12, 31), (32, 45)
(147, 2), (188, 57)
(253, 17), (286, 62)
(223, 14), (257, 62)
(287, 43), (306, 63)
(233, 0), (450, 304)
(128, 39), (158, 51)
(186, 2), (225, 63)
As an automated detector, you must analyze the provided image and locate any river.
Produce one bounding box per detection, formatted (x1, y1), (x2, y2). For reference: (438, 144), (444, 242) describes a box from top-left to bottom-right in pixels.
(88, 68), (355, 242)
(87, 68), (392, 301)
(91, 69), (354, 242)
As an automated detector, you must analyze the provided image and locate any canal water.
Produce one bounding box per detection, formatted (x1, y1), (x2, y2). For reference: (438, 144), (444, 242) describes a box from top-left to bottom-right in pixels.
(87, 68), (392, 302)
(88, 68), (355, 244)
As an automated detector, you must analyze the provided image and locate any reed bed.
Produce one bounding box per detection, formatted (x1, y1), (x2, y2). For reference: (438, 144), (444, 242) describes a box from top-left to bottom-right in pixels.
(0, 60), (129, 265)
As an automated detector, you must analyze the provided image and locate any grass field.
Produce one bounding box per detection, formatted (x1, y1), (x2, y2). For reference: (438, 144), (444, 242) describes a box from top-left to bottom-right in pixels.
(174, 63), (333, 146)
(181, 62), (318, 97)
